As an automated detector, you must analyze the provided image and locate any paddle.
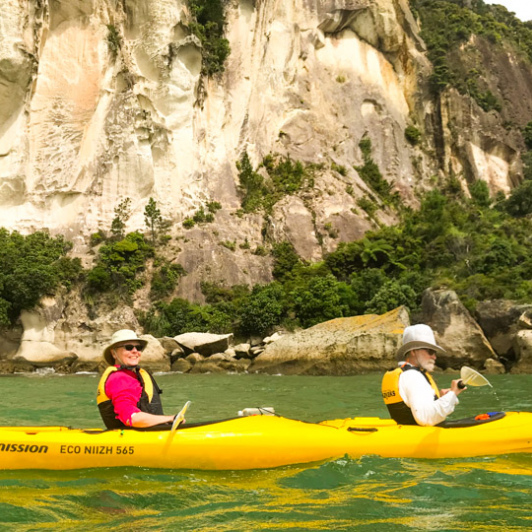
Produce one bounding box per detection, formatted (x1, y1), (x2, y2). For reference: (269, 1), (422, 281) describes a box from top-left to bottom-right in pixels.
(163, 401), (191, 454)
(171, 401), (192, 433)
(458, 366), (492, 389)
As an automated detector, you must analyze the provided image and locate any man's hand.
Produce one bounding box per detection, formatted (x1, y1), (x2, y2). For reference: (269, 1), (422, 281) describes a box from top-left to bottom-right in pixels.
(450, 379), (466, 395)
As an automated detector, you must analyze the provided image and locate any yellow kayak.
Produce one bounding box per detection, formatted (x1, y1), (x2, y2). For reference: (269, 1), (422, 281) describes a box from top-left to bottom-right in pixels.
(0, 411), (531, 471)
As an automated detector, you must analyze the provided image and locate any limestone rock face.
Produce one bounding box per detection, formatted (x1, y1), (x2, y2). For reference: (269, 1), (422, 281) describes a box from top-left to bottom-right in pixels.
(421, 289), (496, 369)
(0, 0), (437, 299)
(249, 306), (410, 375)
(1, 0), (531, 360)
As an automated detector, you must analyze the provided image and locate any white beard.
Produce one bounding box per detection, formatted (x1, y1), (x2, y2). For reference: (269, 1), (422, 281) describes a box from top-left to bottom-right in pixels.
(419, 358), (436, 372)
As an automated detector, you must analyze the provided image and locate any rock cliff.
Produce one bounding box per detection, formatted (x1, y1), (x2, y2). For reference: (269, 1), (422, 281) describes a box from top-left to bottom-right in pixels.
(2, 0), (529, 300)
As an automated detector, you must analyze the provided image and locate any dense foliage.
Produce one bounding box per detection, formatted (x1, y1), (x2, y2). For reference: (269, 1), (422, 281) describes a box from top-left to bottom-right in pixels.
(140, 182), (532, 337)
(411, 0), (532, 109)
(0, 230), (82, 325)
(188, 0), (231, 76)
(237, 152), (316, 214)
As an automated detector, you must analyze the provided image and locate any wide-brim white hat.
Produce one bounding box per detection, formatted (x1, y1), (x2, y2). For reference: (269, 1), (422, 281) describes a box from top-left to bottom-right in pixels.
(396, 324), (446, 360)
(103, 329), (148, 365)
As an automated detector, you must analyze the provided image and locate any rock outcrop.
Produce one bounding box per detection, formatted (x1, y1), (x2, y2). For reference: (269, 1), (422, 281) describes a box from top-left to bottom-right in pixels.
(249, 306), (409, 375)
(475, 300), (532, 363)
(420, 289), (497, 369)
(512, 331), (532, 374)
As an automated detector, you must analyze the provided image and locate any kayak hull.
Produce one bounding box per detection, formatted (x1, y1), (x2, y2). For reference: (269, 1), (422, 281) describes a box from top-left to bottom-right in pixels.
(1, 411), (531, 471)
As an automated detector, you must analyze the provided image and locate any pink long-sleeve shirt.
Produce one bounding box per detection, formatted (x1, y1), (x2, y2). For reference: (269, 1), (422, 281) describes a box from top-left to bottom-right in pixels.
(105, 368), (143, 426)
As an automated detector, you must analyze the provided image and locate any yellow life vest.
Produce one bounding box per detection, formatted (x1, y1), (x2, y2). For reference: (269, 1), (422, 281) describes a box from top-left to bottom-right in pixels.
(381, 364), (440, 425)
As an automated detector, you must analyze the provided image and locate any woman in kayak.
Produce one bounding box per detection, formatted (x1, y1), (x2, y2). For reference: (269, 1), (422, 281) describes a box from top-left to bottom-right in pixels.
(97, 329), (177, 429)
(381, 324), (466, 426)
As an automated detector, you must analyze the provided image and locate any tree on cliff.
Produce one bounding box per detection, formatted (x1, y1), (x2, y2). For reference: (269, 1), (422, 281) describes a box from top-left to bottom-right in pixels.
(0, 230), (82, 325)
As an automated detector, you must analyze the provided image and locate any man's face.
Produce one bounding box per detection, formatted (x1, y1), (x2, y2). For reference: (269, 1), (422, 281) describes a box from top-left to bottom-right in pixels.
(111, 342), (144, 367)
(411, 348), (437, 372)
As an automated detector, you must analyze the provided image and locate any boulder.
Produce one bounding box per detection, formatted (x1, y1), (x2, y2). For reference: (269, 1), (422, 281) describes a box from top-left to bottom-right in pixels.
(70, 359), (100, 373)
(263, 333), (283, 344)
(186, 353), (204, 365)
(483, 358), (505, 375)
(233, 343), (251, 359)
(421, 289), (496, 369)
(13, 298), (78, 368)
(511, 330), (532, 374)
(171, 358), (192, 373)
(170, 347), (186, 362)
(0, 360), (35, 374)
(189, 361), (227, 374)
(136, 335), (170, 373)
(158, 337), (181, 354)
(190, 357), (250, 374)
(249, 306), (410, 375)
(14, 347), (78, 369)
(475, 300), (532, 360)
(174, 332), (233, 357)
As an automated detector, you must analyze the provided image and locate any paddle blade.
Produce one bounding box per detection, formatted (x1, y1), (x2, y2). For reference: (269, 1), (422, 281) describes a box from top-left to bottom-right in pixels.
(460, 366), (492, 387)
(171, 400), (192, 432)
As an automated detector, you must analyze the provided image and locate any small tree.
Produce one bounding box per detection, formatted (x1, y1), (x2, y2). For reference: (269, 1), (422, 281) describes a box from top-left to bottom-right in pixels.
(144, 197), (163, 244)
(111, 198), (132, 240)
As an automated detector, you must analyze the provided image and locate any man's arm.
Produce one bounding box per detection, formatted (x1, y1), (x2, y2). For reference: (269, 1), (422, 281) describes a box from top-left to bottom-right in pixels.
(399, 371), (459, 426)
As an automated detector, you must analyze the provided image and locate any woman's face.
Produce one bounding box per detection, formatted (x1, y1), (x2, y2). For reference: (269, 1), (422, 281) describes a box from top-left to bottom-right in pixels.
(111, 342), (144, 367)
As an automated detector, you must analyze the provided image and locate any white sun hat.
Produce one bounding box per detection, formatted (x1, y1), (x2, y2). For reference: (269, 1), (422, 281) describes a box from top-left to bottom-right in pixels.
(396, 324), (446, 360)
(102, 329), (148, 366)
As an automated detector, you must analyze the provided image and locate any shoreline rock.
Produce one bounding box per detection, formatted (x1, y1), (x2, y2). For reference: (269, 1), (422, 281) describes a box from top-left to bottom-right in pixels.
(5, 291), (532, 375)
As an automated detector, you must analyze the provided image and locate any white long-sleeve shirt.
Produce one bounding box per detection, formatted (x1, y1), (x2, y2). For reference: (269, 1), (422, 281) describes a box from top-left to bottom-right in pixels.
(398, 366), (459, 426)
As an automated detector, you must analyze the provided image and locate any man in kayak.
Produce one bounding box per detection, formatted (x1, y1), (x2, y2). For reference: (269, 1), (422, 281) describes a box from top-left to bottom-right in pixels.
(381, 324), (466, 426)
(97, 329), (177, 429)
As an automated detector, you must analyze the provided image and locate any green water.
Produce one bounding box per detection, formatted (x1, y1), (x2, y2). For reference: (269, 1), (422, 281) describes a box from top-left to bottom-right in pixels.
(1, 372), (531, 531)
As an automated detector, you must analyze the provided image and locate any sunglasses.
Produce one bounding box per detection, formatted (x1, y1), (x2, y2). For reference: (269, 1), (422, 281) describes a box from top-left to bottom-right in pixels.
(425, 349), (437, 356)
(119, 344), (145, 352)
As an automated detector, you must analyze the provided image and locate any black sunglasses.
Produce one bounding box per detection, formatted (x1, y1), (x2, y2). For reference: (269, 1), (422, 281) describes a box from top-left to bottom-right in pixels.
(120, 344), (145, 352)
(425, 349), (437, 356)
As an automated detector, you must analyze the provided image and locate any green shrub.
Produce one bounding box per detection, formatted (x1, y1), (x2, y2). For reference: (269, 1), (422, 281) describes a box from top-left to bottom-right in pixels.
(239, 283), (286, 336)
(236, 152), (315, 214)
(237, 151), (267, 213)
(357, 196), (378, 217)
(188, 0), (231, 76)
(253, 246), (268, 256)
(272, 242), (301, 281)
(469, 180), (491, 207)
(90, 230), (106, 247)
(405, 125), (421, 145)
(207, 201), (222, 213)
(524, 122), (532, 150)
(86, 231), (154, 296)
(150, 263), (186, 300)
(522, 151), (532, 181)
(0, 230), (82, 324)
(107, 25), (122, 61)
(220, 240), (236, 251)
(505, 180), (532, 217)
(355, 138), (396, 204)
(293, 274), (348, 328)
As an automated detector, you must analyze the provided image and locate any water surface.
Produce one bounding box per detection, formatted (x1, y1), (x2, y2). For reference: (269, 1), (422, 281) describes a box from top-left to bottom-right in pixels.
(1, 373), (531, 531)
